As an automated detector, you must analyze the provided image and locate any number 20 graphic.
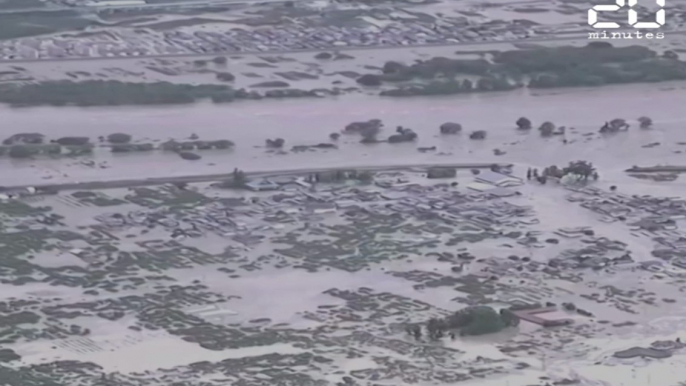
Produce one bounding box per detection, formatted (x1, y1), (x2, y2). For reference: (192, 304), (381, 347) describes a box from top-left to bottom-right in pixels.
(588, 0), (666, 29)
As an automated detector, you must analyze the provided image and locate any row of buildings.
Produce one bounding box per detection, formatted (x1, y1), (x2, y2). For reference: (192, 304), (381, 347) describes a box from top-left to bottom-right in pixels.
(0, 17), (547, 61)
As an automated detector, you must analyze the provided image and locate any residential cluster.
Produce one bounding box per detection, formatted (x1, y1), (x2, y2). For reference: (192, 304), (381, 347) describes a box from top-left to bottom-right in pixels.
(83, 168), (530, 249)
(0, 18), (548, 61)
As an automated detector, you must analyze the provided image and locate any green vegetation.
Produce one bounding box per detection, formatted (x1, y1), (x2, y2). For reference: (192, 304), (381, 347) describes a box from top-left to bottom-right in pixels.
(0, 44), (676, 108)
(427, 167), (456, 179)
(0, 143), (96, 159)
(216, 72), (235, 82)
(160, 139), (234, 151)
(494, 45), (654, 73)
(0, 11), (98, 40)
(266, 138), (285, 149)
(368, 44), (686, 97)
(1, 143), (60, 158)
(543, 161), (597, 181)
(0, 80), (320, 107)
(111, 143), (154, 153)
(0, 348), (20, 362)
(424, 306), (519, 340)
(309, 169), (375, 183)
(107, 133), (132, 144)
(217, 168), (248, 189)
(0, 81), (238, 107)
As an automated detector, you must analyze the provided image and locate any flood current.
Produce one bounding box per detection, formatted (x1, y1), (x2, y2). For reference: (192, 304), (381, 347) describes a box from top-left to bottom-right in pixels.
(2, 81), (686, 186)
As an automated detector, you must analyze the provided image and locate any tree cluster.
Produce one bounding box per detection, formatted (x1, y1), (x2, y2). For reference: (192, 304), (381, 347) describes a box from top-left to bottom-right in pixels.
(345, 119), (383, 133)
(542, 161), (597, 181)
(344, 120), (383, 144)
(266, 138), (285, 149)
(427, 167), (456, 179)
(562, 161), (596, 180)
(493, 45), (655, 73)
(388, 126), (417, 143)
(420, 306), (520, 341)
(364, 44), (686, 96)
(380, 78), (513, 97)
(309, 169), (374, 183)
(3, 133), (44, 145)
(469, 130), (487, 140)
(110, 143), (154, 153)
(0, 80), (237, 107)
(106, 133), (132, 144)
(218, 168), (248, 189)
(440, 122), (462, 134)
(161, 139), (234, 151)
(0, 143), (83, 158)
(54, 136), (89, 146)
(516, 117), (532, 130)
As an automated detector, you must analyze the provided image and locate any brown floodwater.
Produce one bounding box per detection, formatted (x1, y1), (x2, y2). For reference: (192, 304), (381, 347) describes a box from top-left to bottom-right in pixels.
(1, 81), (686, 186)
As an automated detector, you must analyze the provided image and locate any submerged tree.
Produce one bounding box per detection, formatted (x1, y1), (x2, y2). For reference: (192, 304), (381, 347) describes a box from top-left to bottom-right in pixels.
(440, 122), (462, 134)
(499, 309), (520, 327)
(221, 168), (248, 188)
(357, 171), (374, 183)
(469, 130), (487, 140)
(447, 306), (508, 336)
(233, 168), (246, 184)
(360, 125), (381, 143)
(516, 117), (532, 130)
(600, 118), (630, 133)
(638, 116), (653, 129)
(421, 305), (518, 340)
(538, 121), (555, 137)
(107, 133), (132, 144)
(266, 138), (285, 149)
(426, 318), (447, 341)
(563, 160), (596, 180)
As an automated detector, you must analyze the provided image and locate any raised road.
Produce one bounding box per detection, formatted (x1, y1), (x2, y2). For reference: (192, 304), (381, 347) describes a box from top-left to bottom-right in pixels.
(3, 162), (512, 192)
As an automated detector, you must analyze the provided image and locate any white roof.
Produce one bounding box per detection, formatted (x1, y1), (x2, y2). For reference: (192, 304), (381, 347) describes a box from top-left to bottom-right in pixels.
(475, 171), (523, 187)
(467, 182), (495, 192)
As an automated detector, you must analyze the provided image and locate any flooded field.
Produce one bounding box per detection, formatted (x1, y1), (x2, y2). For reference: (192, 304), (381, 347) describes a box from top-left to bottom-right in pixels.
(3, 0), (686, 383)
(1, 80), (686, 187)
(2, 162), (686, 386)
(3, 48), (686, 385)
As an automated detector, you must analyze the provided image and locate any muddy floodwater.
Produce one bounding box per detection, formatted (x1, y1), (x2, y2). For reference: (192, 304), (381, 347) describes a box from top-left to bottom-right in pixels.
(4, 82), (686, 386)
(2, 81), (686, 186)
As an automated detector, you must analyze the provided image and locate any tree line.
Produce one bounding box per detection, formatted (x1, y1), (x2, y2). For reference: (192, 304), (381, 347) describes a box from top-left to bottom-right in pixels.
(359, 44), (686, 96)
